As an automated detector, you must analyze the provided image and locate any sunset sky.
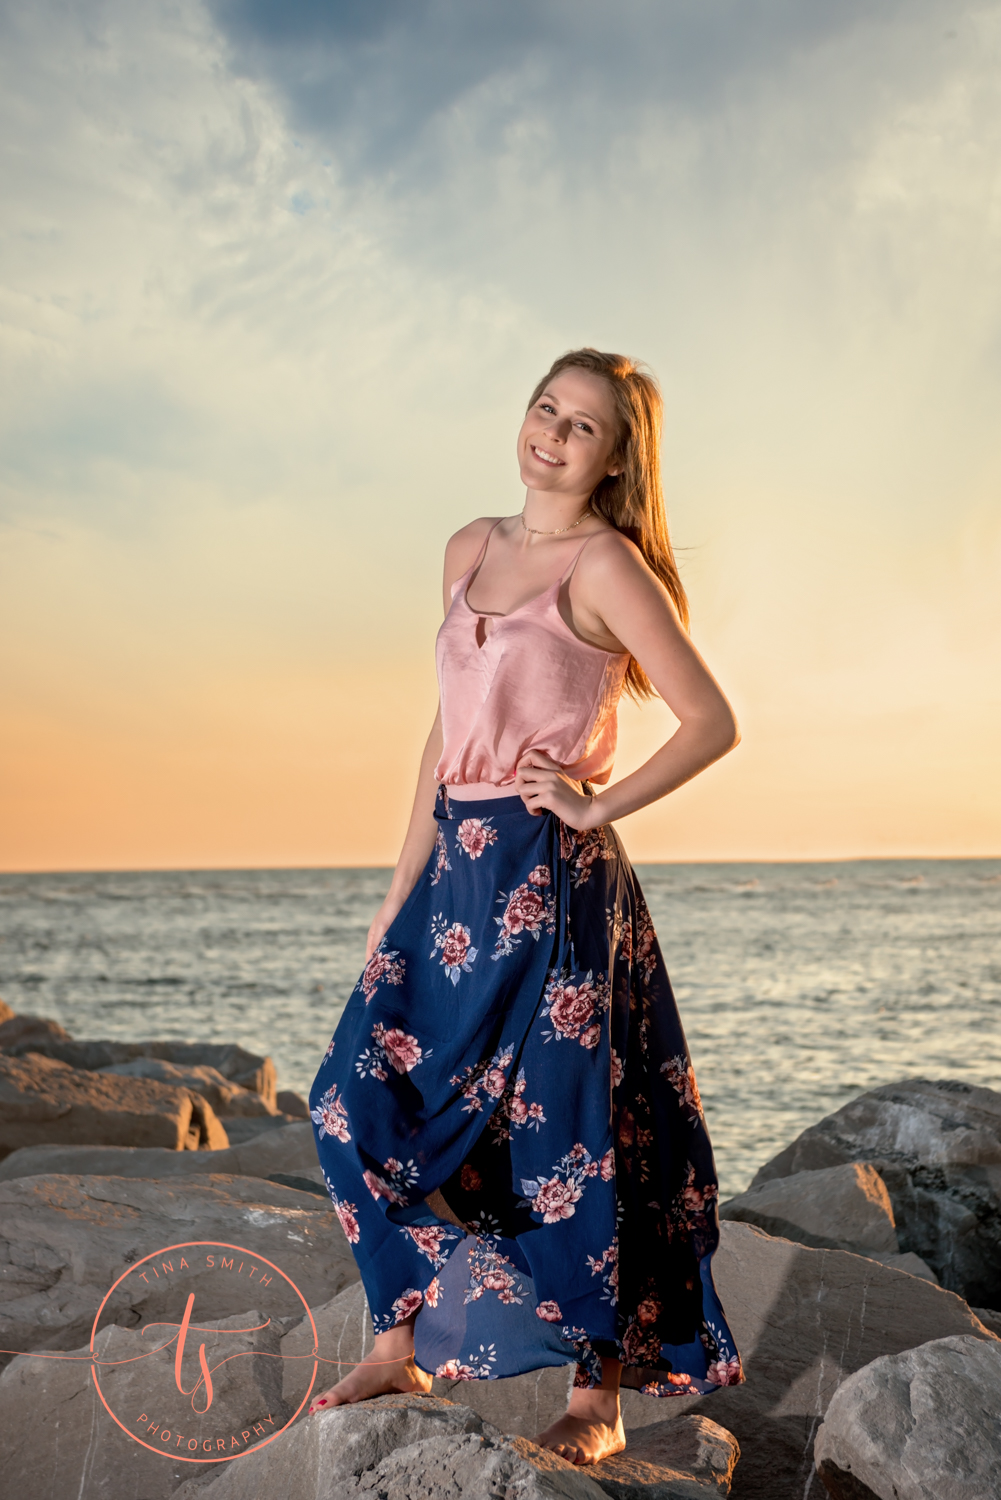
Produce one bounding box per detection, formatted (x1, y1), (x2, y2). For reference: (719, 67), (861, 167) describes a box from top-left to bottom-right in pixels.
(2, 0), (1000, 870)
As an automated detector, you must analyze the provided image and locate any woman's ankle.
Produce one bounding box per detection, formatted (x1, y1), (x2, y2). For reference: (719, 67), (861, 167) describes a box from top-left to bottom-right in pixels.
(567, 1357), (622, 1422)
(567, 1386), (620, 1421)
(369, 1323), (417, 1364)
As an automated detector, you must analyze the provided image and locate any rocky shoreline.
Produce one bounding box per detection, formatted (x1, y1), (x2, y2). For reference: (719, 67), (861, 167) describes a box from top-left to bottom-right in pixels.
(1, 1000), (999, 1499)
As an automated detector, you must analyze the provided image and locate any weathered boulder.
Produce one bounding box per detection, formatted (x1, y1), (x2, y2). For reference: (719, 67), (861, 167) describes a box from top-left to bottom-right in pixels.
(280, 1284), (739, 1496)
(721, 1163), (899, 1254)
(0, 999), (15, 1025)
(278, 1089), (310, 1119)
(268, 1166), (328, 1197)
(640, 1221), (999, 1500)
(186, 1091), (230, 1149)
(171, 1393), (607, 1500)
(0, 1171), (358, 1361)
(0, 1052), (218, 1157)
(749, 1079), (1001, 1306)
(0, 1310), (290, 1500)
(591, 1418), (740, 1498)
(0, 1014), (71, 1050)
(866, 1251), (938, 1283)
(99, 1057), (277, 1117)
(10, 1037), (277, 1109)
(720, 1165), (940, 1284)
(973, 1304), (1001, 1336)
(0, 1119), (318, 1183)
(814, 1333), (1001, 1500)
(218, 1112), (302, 1145)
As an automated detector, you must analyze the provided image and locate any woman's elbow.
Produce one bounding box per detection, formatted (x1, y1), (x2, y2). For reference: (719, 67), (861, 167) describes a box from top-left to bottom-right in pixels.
(714, 706), (741, 758)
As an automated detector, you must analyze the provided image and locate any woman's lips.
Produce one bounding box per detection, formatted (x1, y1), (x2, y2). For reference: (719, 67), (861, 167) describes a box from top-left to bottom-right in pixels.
(531, 445), (564, 467)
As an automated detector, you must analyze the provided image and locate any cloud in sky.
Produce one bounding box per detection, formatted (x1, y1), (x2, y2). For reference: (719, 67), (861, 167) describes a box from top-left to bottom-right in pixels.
(207, 0), (932, 173)
(0, 0), (999, 868)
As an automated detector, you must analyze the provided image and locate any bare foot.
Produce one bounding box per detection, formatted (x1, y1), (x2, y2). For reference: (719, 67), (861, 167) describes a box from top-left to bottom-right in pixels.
(536, 1411), (626, 1466)
(308, 1349), (431, 1411)
(308, 1337), (431, 1413)
(537, 1363), (625, 1467)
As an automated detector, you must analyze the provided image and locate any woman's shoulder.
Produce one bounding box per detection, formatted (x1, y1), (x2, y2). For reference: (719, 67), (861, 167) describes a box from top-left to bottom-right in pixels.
(444, 515), (505, 572)
(570, 526), (662, 613)
(576, 524), (646, 577)
(448, 514), (505, 545)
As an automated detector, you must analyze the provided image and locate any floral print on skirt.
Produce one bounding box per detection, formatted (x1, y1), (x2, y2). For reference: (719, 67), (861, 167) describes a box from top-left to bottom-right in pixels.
(309, 788), (742, 1397)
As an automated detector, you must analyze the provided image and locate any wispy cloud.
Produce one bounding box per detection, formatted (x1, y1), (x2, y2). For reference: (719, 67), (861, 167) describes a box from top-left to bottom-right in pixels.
(208, 0), (929, 176)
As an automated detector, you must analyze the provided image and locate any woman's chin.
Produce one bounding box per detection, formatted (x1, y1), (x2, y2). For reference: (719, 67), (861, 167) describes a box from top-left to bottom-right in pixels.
(520, 465), (566, 491)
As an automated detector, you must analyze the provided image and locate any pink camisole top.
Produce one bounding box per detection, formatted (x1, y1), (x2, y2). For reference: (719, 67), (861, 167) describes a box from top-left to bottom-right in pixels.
(434, 522), (629, 798)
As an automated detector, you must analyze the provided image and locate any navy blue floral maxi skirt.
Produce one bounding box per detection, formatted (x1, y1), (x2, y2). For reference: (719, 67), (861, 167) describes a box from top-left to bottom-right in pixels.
(310, 789), (742, 1397)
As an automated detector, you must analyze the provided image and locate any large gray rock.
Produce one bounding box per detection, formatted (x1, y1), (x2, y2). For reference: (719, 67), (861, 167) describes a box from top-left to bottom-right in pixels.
(720, 1163), (939, 1283)
(349, 1429), (603, 1500)
(973, 1304), (1001, 1337)
(644, 1221), (998, 1500)
(185, 1091), (230, 1150)
(0, 1014), (71, 1050)
(172, 1393), (606, 1500)
(10, 1037), (277, 1109)
(0, 1051), (222, 1157)
(216, 1112), (302, 1144)
(0, 1119), (318, 1182)
(279, 1285), (739, 1495)
(277, 1089), (310, 1119)
(99, 1057), (278, 1117)
(814, 1334), (1001, 1500)
(749, 1079), (1001, 1306)
(721, 1163), (899, 1254)
(0, 1171), (358, 1361)
(0, 1309), (289, 1499)
(590, 1418), (739, 1498)
(866, 1251), (938, 1284)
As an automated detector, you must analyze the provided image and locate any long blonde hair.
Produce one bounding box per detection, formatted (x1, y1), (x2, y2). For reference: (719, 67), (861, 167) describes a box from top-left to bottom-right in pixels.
(527, 347), (689, 700)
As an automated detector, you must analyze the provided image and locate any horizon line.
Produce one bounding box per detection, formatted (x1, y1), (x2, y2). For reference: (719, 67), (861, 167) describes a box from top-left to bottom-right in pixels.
(2, 852), (999, 877)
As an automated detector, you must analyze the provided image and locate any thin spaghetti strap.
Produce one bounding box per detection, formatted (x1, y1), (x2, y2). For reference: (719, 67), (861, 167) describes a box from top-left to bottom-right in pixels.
(560, 533), (597, 583)
(470, 517), (504, 573)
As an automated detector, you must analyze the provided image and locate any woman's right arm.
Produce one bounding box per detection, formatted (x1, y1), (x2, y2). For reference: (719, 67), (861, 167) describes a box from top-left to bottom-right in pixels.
(364, 516), (499, 960)
(365, 710), (443, 959)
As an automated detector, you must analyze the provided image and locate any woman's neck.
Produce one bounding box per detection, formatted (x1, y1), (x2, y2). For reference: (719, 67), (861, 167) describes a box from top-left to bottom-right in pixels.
(521, 490), (594, 533)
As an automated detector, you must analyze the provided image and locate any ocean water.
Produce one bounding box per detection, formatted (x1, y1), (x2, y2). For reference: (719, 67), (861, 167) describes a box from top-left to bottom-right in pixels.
(1, 859), (998, 1197)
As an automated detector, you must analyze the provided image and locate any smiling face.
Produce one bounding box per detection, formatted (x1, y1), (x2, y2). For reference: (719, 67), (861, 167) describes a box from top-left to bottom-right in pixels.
(517, 368), (623, 499)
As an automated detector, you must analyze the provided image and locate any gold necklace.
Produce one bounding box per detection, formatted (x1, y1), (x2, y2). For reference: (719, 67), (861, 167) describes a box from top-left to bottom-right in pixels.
(520, 507), (591, 536)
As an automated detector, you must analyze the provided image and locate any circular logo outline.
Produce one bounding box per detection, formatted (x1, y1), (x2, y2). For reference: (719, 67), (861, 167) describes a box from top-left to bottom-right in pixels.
(89, 1240), (319, 1464)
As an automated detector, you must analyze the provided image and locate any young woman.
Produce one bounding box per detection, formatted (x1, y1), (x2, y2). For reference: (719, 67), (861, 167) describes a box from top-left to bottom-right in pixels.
(307, 348), (743, 1466)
